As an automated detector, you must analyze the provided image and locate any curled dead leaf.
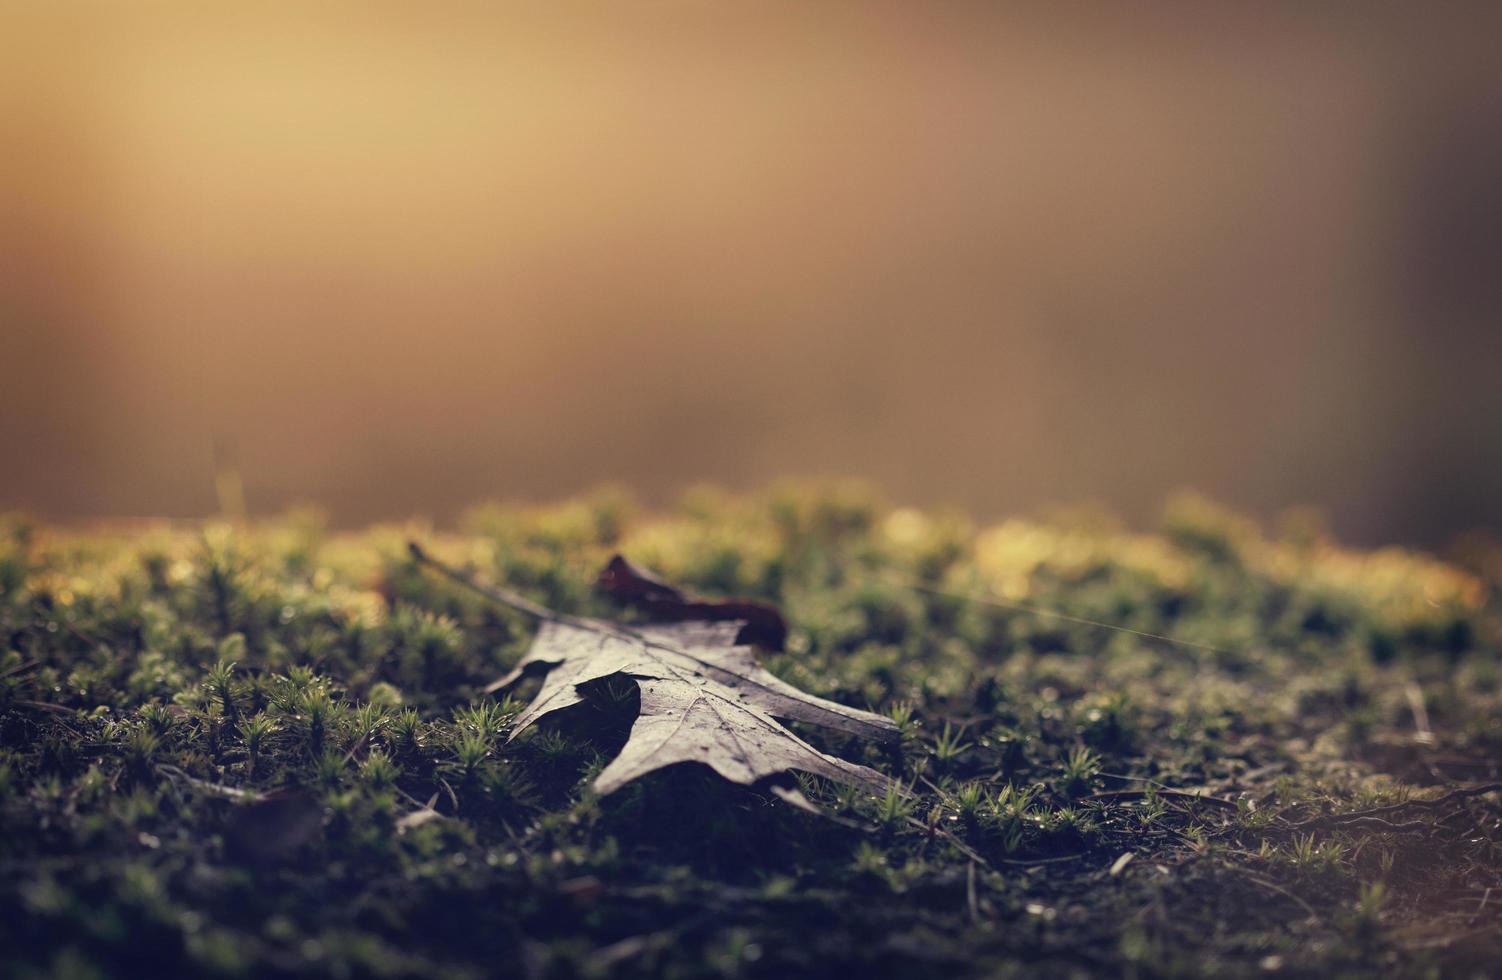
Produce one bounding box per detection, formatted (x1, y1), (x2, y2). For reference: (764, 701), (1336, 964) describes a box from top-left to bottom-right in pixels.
(412, 545), (898, 805)
(598, 554), (788, 650)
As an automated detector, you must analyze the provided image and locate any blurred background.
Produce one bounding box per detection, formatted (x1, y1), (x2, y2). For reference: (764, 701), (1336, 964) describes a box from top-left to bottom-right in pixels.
(2, 2), (1499, 547)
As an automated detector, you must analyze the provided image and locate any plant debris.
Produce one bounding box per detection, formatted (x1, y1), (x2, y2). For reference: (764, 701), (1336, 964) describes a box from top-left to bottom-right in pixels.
(598, 554), (789, 649)
(412, 545), (897, 797)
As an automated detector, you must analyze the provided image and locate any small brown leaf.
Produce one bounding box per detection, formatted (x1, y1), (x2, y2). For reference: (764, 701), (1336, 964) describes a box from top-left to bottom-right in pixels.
(597, 554), (788, 650)
(596, 555), (686, 606)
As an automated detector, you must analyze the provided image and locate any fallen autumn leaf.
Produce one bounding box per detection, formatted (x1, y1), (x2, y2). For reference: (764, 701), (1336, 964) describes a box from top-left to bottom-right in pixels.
(410, 544), (898, 799)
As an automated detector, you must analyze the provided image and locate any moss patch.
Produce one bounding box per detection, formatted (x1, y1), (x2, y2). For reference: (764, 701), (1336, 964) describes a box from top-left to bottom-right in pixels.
(2, 487), (1499, 977)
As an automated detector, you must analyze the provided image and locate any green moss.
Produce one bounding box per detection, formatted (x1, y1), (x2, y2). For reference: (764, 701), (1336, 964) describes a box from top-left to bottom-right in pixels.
(1, 487), (1499, 977)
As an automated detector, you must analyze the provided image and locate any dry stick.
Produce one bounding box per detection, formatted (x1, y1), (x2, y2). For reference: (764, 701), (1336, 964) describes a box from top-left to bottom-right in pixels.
(905, 788), (1082, 867)
(437, 776), (460, 814)
(341, 732), (370, 766)
(997, 852), (1089, 867)
(13, 699), (78, 715)
(903, 815), (1079, 869)
(391, 784), (437, 813)
(1082, 790), (1239, 811)
(1285, 783), (1502, 831)
(1098, 770), (1176, 788)
(156, 764), (260, 801)
(0, 659), (39, 679)
(907, 815), (994, 868)
(408, 542), (560, 622)
(1299, 817), (1433, 835)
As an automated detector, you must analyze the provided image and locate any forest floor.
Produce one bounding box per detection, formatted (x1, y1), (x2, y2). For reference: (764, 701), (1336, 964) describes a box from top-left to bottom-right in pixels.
(2, 485), (1499, 978)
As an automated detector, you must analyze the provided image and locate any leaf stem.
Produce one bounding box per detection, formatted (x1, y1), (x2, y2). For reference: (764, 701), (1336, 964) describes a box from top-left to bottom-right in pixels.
(407, 542), (562, 622)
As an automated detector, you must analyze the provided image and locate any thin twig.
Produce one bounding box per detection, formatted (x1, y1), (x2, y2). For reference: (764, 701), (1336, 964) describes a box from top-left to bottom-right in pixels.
(156, 764), (260, 801)
(13, 699), (78, 715)
(342, 732), (370, 766)
(995, 852), (1089, 867)
(438, 776), (460, 814)
(1284, 784), (1502, 831)
(1083, 790), (1238, 811)
(905, 815), (993, 868)
(407, 542), (562, 622)
(0, 659), (39, 679)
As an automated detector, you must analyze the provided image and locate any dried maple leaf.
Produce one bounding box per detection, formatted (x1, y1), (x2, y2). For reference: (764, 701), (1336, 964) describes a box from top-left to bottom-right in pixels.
(597, 554), (788, 650)
(410, 544), (898, 798)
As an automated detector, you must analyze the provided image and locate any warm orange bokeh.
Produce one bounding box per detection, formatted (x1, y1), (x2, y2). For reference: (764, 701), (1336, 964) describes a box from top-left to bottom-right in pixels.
(3, 3), (1499, 544)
